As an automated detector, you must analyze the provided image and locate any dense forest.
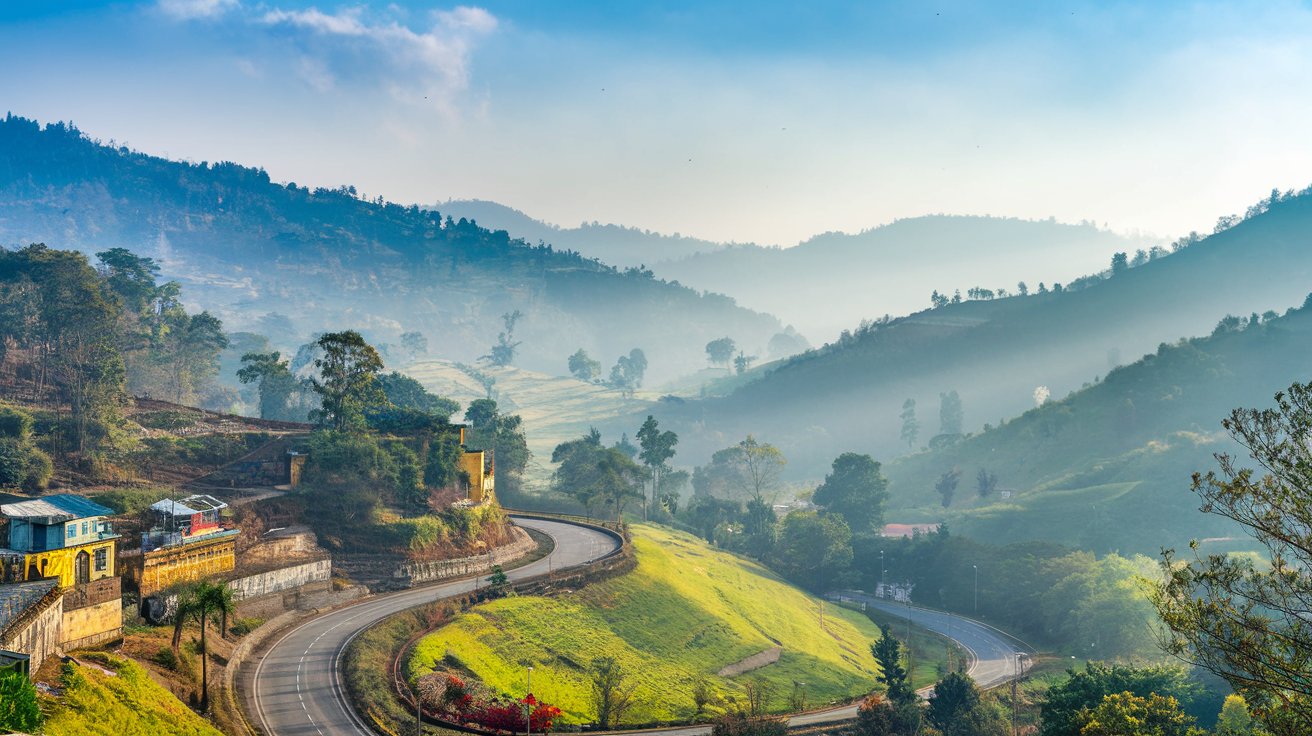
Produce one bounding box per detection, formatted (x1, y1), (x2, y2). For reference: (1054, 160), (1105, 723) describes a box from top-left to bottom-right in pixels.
(0, 115), (781, 384)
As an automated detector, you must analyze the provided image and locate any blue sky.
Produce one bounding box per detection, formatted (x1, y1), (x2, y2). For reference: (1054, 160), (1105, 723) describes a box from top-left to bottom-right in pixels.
(3, 1), (1312, 245)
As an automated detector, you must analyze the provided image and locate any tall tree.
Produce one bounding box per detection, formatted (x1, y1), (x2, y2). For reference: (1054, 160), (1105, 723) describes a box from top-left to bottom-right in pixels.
(308, 330), (386, 431)
(568, 348), (602, 382)
(899, 398), (919, 449)
(812, 453), (888, 536)
(608, 348), (648, 396)
(935, 468), (961, 508)
(975, 468), (998, 498)
(1152, 381), (1312, 734)
(733, 352), (756, 375)
(706, 337), (736, 368)
(589, 657), (635, 729)
(939, 390), (964, 435)
(636, 415), (678, 520)
(871, 623), (914, 705)
(237, 351), (301, 421)
(483, 310), (523, 367)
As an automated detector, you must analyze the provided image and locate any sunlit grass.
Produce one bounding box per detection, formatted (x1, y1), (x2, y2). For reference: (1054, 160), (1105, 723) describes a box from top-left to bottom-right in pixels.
(409, 524), (882, 724)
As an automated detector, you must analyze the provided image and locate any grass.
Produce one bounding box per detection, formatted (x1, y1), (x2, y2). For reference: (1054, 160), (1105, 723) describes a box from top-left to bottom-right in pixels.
(41, 653), (222, 736)
(408, 524), (883, 725)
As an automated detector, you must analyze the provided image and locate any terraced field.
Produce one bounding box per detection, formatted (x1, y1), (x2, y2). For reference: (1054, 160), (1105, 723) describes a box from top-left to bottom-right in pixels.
(407, 524), (882, 725)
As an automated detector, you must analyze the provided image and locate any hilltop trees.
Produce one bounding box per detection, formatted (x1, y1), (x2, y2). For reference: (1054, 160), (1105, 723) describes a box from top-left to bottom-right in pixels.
(899, 399), (919, 449)
(696, 436), (787, 505)
(939, 391), (964, 435)
(552, 430), (644, 520)
(308, 331), (385, 431)
(1152, 381), (1312, 734)
(237, 351), (303, 421)
(463, 398), (530, 493)
(706, 337), (736, 368)
(608, 348), (648, 396)
(812, 453), (888, 536)
(568, 348), (602, 382)
(636, 415), (678, 519)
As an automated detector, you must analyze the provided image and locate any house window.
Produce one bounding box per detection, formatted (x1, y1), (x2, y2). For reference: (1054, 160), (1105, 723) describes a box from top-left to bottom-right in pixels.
(81, 521), (88, 536)
(66, 525), (76, 539)
(94, 548), (107, 572)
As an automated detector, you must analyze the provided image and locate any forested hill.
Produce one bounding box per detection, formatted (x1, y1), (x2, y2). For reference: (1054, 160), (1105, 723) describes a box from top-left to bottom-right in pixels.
(654, 215), (1153, 340)
(636, 187), (1312, 475)
(435, 199), (735, 269)
(0, 115), (780, 383)
(883, 294), (1312, 555)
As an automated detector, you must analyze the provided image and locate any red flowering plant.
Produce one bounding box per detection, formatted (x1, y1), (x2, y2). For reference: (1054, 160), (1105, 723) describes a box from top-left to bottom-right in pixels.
(461, 693), (564, 733)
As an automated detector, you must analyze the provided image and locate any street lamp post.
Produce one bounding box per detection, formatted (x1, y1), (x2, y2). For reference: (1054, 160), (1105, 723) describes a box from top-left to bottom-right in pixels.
(973, 564), (979, 615)
(880, 550), (885, 595)
(524, 665), (534, 736)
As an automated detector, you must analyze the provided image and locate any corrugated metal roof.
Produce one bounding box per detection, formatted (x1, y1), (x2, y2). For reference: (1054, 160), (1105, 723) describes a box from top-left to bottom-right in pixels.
(149, 494), (227, 516)
(0, 494), (115, 521)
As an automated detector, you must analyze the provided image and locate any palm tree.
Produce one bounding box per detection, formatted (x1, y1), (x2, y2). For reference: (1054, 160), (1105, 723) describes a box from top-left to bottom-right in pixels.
(170, 580), (236, 712)
(193, 580), (235, 712)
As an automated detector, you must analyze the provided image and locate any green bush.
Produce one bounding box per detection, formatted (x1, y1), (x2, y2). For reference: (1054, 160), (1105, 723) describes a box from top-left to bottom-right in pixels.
(92, 486), (173, 515)
(229, 617), (265, 636)
(0, 406), (34, 441)
(0, 439), (29, 487)
(0, 666), (42, 733)
(151, 647), (179, 671)
(22, 447), (52, 491)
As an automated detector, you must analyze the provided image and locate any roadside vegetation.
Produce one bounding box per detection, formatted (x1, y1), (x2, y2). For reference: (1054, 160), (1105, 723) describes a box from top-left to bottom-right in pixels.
(409, 524), (882, 726)
(40, 653), (223, 736)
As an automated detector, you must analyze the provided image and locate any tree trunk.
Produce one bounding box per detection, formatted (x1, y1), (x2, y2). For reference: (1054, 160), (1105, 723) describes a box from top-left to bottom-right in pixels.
(199, 613), (209, 711)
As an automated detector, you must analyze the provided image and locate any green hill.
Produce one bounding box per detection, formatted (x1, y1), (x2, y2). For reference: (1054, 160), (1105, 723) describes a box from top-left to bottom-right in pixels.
(880, 295), (1312, 555)
(41, 654), (223, 736)
(634, 189), (1312, 477)
(0, 115), (780, 384)
(408, 524), (881, 725)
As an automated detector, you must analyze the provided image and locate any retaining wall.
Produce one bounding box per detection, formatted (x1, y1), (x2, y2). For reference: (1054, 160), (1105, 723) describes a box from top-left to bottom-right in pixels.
(394, 526), (537, 585)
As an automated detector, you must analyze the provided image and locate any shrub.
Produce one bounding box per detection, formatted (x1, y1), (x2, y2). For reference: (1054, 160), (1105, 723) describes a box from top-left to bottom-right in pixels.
(151, 647), (180, 671)
(22, 447), (52, 491)
(230, 618), (264, 636)
(0, 407), (34, 441)
(0, 439), (29, 487)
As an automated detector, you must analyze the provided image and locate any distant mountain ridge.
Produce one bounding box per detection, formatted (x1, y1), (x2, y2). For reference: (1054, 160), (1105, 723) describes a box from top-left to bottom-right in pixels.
(631, 188), (1312, 476)
(655, 215), (1156, 340)
(0, 115), (781, 383)
(435, 199), (738, 269)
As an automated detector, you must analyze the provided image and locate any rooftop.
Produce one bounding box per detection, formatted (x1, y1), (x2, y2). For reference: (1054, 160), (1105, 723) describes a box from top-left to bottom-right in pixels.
(0, 579), (59, 635)
(0, 494), (115, 523)
(149, 494), (228, 517)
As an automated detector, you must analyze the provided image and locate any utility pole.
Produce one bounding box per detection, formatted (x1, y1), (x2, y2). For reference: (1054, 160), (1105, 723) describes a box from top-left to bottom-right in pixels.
(524, 665), (534, 736)
(1010, 653), (1022, 736)
(973, 564), (979, 615)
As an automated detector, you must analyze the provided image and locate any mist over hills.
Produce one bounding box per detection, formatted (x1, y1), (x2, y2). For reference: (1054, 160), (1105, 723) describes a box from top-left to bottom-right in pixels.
(0, 116), (780, 383)
(884, 296), (1312, 555)
(632, 189), (1312, 478)
(436, 199), (736, 269)
(656, 216), (1155, 341)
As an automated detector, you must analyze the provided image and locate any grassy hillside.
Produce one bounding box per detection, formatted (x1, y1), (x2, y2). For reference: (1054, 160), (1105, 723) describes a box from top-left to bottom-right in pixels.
(656, 215), (1150, 341)
(880, 296), (1312, 554)
(0, 115), (780, 384)
(637, 189), (1312, 477)
(41, 654), (223, 736)
(408, 524), (881, 724)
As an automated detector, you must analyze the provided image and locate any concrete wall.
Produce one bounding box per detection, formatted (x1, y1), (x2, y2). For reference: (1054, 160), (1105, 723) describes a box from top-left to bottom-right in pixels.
(396, 526), (535, 585)
(0, 585), (62, 675)
(227, 558), (332, 601)
(61, 599), (122, 650)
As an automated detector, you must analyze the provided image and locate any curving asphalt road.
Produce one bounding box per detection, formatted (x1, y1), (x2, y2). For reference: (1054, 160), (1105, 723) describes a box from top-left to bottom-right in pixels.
(246, 521), (1028, 736)
(248, 517), (619, 736)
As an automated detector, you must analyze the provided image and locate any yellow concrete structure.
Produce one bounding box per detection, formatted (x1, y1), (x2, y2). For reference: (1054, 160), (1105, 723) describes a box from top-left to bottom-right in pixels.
(132, 534), (237, 597)
(457, 426), (495, 503)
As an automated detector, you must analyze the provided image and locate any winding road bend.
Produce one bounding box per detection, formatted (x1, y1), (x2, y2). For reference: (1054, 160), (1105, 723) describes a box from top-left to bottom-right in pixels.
(245, 520), (1028, 736)
(247, 516), (619, 736)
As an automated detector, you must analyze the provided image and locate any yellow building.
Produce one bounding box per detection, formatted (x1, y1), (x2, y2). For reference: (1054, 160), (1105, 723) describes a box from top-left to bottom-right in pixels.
(125, 495), (238, 597)
(457, 427), (495, 504)
(0, 494), (124, 650)
(0, 495), (118, 588)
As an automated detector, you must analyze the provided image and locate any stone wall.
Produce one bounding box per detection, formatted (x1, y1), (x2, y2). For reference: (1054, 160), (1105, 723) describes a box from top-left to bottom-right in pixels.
(0, 582), (63, 675)
(394, 526), (535, 585)
(227, 558), (333, 601)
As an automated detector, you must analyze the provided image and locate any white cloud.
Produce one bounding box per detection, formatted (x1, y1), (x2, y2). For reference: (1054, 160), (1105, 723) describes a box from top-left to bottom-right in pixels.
(156, 0), (238, 20)
(257, 5), (498, 112)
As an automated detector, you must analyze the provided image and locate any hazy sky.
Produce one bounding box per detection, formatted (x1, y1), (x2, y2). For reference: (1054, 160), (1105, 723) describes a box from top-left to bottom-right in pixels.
(4, 0), (1312, 246)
